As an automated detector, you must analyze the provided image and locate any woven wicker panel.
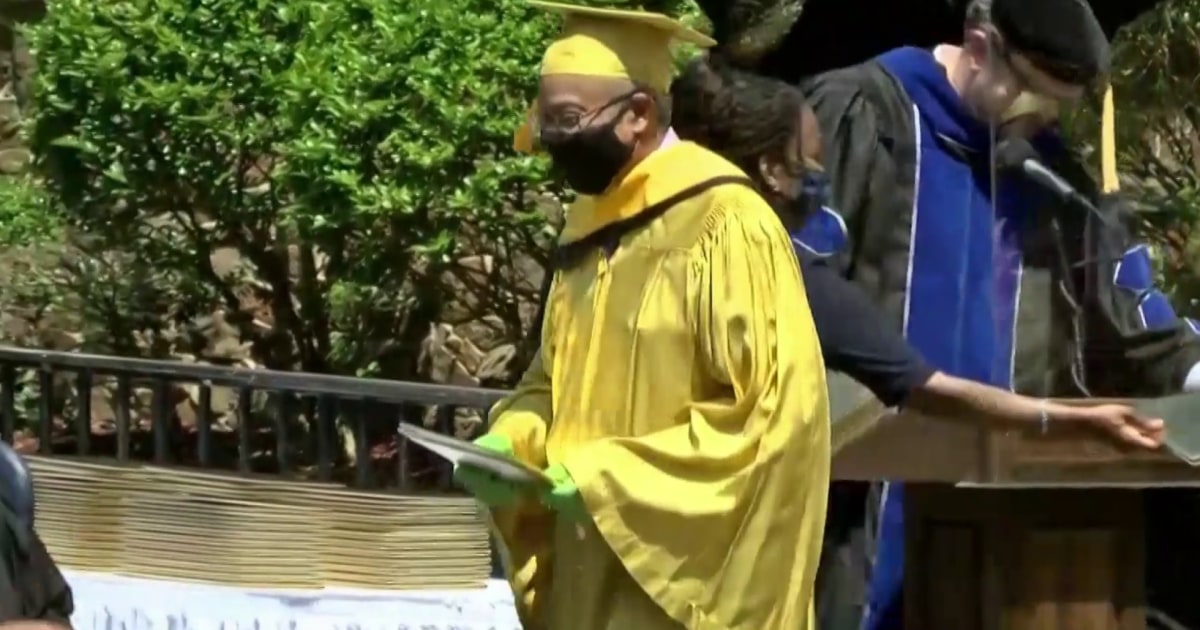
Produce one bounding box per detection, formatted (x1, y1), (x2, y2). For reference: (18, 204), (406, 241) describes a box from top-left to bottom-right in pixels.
(27, 457), (491, 590)
(29, 458), (131, 573)
(280, 483), (492, 589)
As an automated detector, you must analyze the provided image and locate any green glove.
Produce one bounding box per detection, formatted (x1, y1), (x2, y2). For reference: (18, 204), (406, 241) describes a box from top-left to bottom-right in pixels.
(539, 463), (589, 524)
(454, 433), (522, 507)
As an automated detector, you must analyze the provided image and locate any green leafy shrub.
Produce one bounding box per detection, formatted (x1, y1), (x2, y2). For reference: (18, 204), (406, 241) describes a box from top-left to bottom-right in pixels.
(26, 0), (559, 374)
(0, 173), (60, 246)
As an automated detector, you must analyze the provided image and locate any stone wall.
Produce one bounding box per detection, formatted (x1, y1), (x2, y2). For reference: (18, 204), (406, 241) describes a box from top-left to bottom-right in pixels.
(0, 1), (42, 174)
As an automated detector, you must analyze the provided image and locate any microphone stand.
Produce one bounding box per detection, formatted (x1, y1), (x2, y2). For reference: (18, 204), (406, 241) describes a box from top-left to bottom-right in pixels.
(1045, 211), (1093, 397)
(1010, 163), (1097, 396)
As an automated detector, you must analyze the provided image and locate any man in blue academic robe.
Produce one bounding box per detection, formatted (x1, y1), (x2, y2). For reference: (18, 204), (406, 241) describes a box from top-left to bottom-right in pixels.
(796, 0), (1200, 628)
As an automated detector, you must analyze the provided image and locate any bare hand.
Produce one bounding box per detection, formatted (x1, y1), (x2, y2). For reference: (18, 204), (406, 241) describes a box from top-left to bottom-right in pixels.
(1069, 404), (1165, 450)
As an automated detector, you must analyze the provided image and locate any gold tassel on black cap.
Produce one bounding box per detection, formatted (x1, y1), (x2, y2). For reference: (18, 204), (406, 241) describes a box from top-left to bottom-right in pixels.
(1101, 83), (1119, 193)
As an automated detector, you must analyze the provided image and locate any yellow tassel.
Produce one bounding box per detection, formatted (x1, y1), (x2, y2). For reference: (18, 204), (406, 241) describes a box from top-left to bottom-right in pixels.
(1101, 84), (1119, 193)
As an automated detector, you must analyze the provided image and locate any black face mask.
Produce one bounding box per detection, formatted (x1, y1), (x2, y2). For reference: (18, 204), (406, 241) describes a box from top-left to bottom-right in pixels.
(771, 170), (832, 230)
(540, 100), (636, 196)
(798, 170), (832, 216)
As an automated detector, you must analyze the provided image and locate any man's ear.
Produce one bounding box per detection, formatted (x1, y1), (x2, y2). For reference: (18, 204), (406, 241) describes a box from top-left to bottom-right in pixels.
(627, 92), (656, 135)
(758, 155), (779, 194)
(961, 29), (992, 71)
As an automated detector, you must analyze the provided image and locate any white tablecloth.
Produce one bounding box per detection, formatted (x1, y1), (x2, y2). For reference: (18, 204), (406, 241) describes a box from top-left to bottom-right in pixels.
(64, 571), (521, 630)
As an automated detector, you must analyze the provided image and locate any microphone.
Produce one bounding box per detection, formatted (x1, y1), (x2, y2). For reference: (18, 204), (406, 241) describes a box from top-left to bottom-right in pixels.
(995, 138), (1097, 212)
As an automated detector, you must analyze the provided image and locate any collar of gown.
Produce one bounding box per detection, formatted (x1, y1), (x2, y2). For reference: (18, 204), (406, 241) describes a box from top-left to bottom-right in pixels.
(559, 128), (692, 244)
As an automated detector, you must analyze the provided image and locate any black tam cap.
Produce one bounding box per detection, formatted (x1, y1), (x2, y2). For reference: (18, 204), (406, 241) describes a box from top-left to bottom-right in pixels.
(989, 0), (1110, 85)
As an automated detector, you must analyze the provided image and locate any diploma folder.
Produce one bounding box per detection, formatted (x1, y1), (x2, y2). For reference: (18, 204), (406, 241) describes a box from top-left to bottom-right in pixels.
(1135, 391), (1200, 466)
(398, 423), (554, 487)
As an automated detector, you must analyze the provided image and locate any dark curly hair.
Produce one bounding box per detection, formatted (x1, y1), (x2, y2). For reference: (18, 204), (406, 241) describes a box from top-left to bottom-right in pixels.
(670, 54), (808, 188)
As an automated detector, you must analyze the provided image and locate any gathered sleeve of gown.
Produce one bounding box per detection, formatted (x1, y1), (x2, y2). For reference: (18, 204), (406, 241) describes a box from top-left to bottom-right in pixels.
(484, 310), (556, 627)
(561, 196), (831, 625)
(488, 348), (552, 467)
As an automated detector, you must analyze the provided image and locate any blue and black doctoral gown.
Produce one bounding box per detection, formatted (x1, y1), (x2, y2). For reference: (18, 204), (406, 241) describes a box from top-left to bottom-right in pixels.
(796, 46), (1200, 630)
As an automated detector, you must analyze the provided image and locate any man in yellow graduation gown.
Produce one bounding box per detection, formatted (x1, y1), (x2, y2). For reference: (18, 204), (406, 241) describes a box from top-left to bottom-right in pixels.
(454, 3), (831, 628)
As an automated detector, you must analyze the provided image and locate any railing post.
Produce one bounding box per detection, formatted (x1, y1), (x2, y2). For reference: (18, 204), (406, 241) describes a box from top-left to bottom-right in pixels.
(115, 375), (132, 462)
(237, 387), (252, 474)
(197, 383), (213, 467)
(316, 395), (335, 482)
(275, 392), (293, 476)
(0, 364), (15, 443)
(397, 415), (411, 492)
(37, 366), (53, 454)
(75, 370), (92, 456)
(152, 378), (172, 464)
(350, 399), (370, 489)
(436, 405), (456, 490)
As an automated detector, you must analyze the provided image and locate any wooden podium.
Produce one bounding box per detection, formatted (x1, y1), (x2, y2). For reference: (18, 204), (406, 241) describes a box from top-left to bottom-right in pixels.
(828, 375), (1200, 630)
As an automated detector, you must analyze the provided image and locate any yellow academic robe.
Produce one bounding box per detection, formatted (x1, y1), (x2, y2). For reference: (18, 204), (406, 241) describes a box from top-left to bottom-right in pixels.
(486, 140), (831, 630)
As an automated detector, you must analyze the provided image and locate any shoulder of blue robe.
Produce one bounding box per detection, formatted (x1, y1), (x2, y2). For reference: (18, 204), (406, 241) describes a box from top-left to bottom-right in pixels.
(792, 204), (849, 258)
(1111, 243), (1200, 333)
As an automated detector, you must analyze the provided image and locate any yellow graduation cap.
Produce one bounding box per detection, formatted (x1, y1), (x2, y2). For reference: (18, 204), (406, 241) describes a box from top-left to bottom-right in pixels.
(513, 1), (716, 153)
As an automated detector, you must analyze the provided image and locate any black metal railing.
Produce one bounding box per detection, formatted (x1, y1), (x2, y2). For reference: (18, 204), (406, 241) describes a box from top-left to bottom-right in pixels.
(0, 346), (509, 491)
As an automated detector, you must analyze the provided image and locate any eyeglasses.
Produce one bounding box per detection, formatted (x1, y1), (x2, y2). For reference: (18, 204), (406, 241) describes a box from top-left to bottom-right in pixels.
(535, 89), (640, 139)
